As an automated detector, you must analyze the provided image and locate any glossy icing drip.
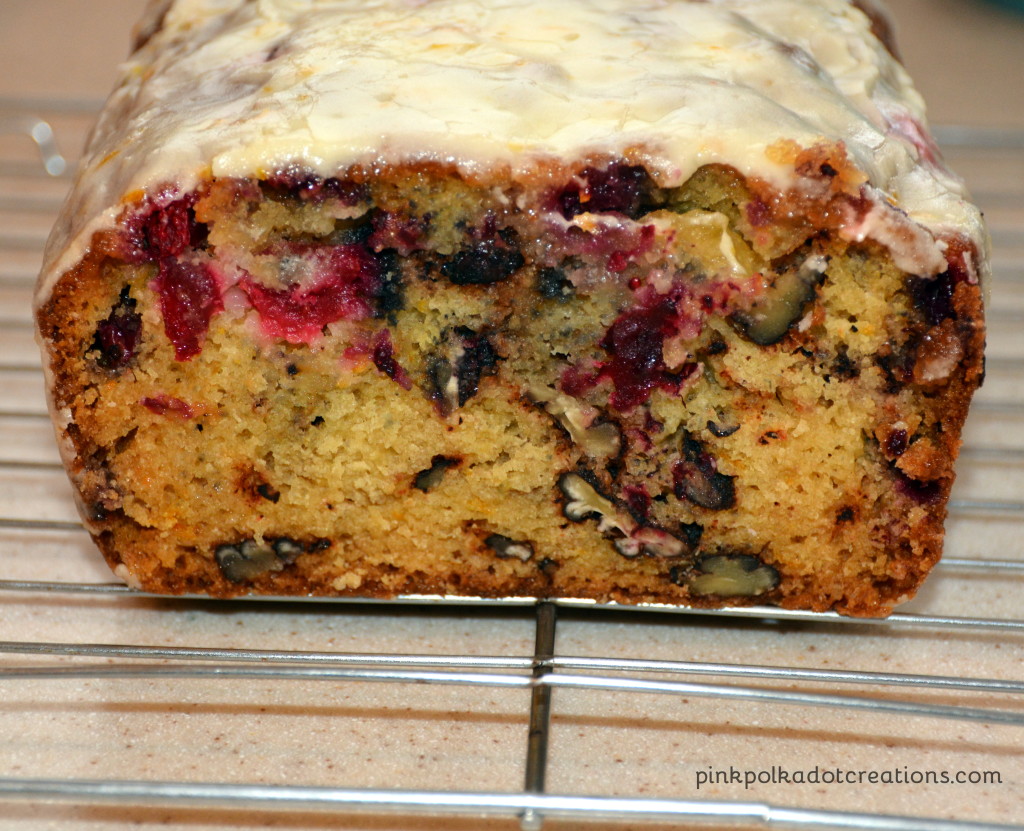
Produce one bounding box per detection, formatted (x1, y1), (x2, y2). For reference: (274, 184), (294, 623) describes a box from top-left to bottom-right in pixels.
(36, 0), (987, 304)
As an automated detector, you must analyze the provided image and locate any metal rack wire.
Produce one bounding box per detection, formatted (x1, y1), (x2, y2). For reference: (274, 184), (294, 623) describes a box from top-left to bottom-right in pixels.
(1, 99), (1023, 830)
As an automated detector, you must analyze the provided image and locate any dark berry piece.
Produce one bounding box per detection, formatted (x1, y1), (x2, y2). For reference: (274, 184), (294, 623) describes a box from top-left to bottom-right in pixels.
(372, 249), (405, 320)
(884, 428), (909, 458)
(369, 210), (427, 252)
(92, 287), (142, 371)
(622, 485), (652, 523)
(441, 234), (524, 285)
(556, 163), (651, 220)
(426, 328), (501, 413)
(537, 558), (560, 576)
(909, 271), (956, 327)
(893, 468), (942, 505)
(256, 483), (281, 504)
(707, 420), (740, 438)
(454, 328), (500, 406)
(537, 267), (575, 301)
(262, 168), (368, 205)
(152, 259), (223, 361)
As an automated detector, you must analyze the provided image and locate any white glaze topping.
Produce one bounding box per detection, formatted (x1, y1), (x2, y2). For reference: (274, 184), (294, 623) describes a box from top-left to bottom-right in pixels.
(36, 0), (987, 305)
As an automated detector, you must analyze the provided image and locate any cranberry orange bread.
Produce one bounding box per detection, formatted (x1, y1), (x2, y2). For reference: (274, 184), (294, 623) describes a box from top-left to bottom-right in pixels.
(35, 0), (986, 615)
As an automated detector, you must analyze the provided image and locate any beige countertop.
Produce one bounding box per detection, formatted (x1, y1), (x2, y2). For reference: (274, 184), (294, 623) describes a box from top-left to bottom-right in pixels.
(1, 2), (1023, 830)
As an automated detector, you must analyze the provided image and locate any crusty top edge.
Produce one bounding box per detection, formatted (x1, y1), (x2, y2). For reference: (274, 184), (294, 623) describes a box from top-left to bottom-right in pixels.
(35, 0), (989, 308)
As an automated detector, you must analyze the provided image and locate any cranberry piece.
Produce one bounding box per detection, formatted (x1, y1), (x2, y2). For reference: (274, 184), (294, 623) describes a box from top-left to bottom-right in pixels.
(598, 295), (678, 411)
(369, 211), (426, 253)
(893, 469), (942, 505)
(262, 169), (368, 205)
(371, 329), (412, 390)
(92, 287), (142, 371)
(153, 259), (223, 361)
(556, 289), (692, 411)
(242, 245), (379, 343)
(141, 395), (196, 418)
(884, 429), (909, 458)
(622, 485), (652, 523)
(559, 364), (601, 398)
(556, 164), (650, 220)
(121, 198), (197, 264)
(746, 198), (772, 228)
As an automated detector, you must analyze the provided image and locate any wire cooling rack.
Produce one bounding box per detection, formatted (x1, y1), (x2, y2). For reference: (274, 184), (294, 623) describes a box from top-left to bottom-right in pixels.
(1, 99), (1024, 831)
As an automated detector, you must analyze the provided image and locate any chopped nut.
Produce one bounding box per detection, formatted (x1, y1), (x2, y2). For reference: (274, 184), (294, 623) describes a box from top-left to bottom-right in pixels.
(558, 472), (619, 525)
(529, 386), (621, 459)
(613, 525), (689, 559)
(214, 536), (309, 583)
(484, 534), (535, 562)
(673, 435), (736, 511)
(414, 455), (461, 492)
(558, 472), (691, 559)
(426, 328), (500, 414)
(731, 254), (825, 345)
(215, 540), (284, 583)
(688, 554), (779, 597)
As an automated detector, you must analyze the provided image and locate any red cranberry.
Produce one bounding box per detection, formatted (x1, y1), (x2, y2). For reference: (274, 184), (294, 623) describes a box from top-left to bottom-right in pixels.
(555, 164), (651, 220)
(153, 259), (223, 361)
(559, 364), (601, 398)
(746, 198), (771, 228)
(884, 429), (909, 458)
(622, 485), (652, 523)
(369, 211), (426, 253)
(262, 169), (368, 205)
(371, 329), (412, 390)
(141, 395), (196, 418)
(597, 294), (679, 411)
(242, 244), (379, 343)
(893, 469), (942, 505)
(121, 197), (197, 264)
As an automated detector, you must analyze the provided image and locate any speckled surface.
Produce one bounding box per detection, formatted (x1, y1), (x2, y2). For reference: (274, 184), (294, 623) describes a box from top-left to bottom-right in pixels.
(1, 1), (1023, 829)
